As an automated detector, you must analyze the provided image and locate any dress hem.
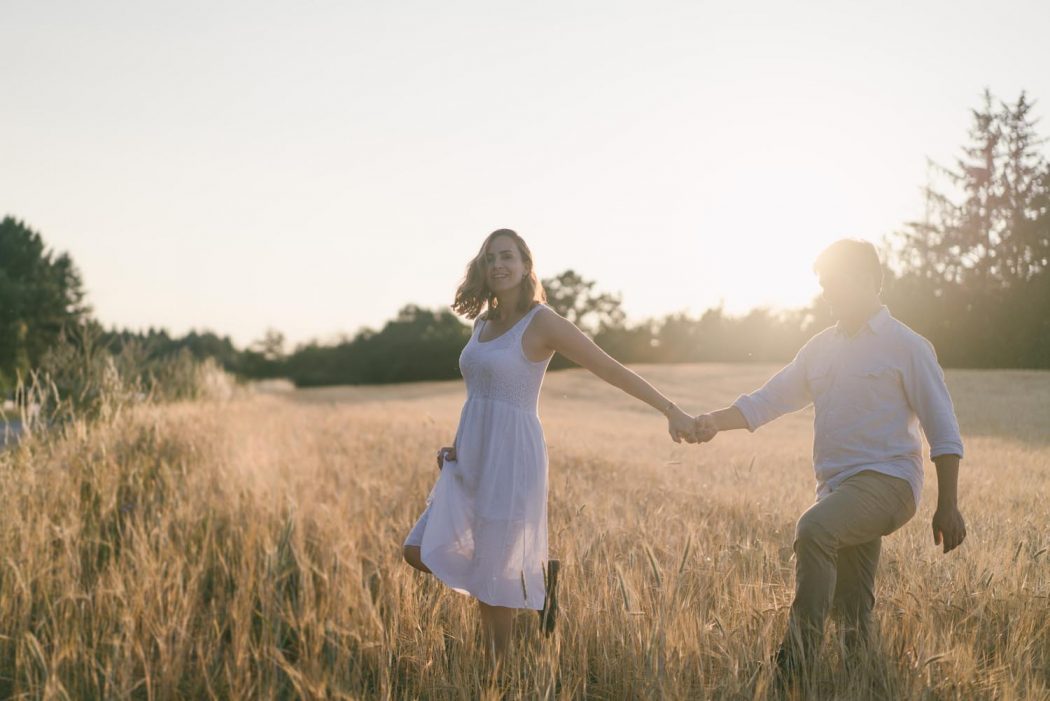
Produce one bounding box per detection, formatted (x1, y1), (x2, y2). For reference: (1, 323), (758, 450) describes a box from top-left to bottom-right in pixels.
(420, 551), (545, 611)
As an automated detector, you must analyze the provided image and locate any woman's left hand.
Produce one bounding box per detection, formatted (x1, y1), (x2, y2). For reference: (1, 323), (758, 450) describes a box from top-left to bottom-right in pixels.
(436, 446), (457, 469)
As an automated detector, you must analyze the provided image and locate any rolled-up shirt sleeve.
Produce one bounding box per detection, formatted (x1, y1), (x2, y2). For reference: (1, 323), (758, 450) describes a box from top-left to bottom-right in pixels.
(903, 338), (964, 459)
(733, 347), (813, 432)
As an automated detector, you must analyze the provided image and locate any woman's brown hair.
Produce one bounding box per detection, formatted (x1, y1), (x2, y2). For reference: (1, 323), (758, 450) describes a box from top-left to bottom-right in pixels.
(453, 229), (546, 320)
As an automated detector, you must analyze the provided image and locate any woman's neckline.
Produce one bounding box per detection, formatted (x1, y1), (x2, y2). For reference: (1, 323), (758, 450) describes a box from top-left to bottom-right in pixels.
(476, 304), (540, 344)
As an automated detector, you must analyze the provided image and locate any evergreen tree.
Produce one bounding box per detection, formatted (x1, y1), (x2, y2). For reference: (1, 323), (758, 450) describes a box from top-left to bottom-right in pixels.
(889, 90), (1050, 367)
(0, 216), (90, 393)
(899, 90), (1049, 290)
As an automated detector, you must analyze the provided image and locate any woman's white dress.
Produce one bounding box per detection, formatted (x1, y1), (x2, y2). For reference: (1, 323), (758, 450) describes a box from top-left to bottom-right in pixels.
(404, 304), (552, 610)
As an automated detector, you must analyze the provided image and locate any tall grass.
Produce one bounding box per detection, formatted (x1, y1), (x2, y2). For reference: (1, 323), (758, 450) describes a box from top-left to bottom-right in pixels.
(0, 364), (1046, 699)
(3, 324), (236, 441)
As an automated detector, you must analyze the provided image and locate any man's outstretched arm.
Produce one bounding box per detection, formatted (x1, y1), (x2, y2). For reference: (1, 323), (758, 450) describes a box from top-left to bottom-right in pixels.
(695, 405), (749, 440)
(694, 347), (814, 442)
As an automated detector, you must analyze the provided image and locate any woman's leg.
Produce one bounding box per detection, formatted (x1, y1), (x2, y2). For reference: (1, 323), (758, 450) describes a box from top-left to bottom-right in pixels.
(478, 601), (515, 661)
(402, 506), (431, 573)
(402, 545), (431, 573)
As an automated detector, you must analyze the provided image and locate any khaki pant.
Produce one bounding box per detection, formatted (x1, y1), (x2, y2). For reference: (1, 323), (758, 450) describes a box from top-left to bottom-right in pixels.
(782, 470), (916, 664)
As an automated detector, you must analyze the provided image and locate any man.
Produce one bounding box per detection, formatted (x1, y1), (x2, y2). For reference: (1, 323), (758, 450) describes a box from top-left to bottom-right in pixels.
(694, 239), (966, 679)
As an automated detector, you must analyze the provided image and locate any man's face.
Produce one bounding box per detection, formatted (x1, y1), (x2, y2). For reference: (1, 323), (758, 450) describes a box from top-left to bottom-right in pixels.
(819, 270), (874, 320)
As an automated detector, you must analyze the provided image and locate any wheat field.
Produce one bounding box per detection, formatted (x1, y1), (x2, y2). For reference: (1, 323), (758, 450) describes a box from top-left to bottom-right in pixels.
(0, 364), (1047, 699)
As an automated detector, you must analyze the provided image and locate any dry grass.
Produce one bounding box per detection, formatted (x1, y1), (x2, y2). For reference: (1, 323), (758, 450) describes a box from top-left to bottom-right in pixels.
(1, 364), (1047, 699)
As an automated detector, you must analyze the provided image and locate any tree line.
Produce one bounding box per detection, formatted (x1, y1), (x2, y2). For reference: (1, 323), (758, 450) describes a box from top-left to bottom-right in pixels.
(2, 89), (1047, 394)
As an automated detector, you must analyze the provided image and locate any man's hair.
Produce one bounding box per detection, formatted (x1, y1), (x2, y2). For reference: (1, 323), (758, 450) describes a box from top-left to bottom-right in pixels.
(813, 239), (883, 293)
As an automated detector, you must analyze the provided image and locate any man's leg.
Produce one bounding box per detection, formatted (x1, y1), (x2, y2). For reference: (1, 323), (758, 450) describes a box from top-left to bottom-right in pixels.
(779, 471), (914, 674)
(832, 538), (881, 656)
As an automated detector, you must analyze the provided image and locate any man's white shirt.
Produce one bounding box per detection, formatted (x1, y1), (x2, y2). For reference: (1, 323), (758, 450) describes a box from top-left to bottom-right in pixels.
(733, 306), (964, 508)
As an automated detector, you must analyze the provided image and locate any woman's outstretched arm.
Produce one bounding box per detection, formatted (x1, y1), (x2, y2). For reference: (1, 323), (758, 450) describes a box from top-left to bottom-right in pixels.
(529, 308), (697, 443)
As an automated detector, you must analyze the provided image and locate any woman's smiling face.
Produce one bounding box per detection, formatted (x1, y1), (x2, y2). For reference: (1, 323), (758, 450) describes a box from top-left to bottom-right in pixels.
(484, 234), (526, 293)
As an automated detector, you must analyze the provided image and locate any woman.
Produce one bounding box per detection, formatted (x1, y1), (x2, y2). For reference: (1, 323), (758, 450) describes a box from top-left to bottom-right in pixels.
(402, 229), (697, 659)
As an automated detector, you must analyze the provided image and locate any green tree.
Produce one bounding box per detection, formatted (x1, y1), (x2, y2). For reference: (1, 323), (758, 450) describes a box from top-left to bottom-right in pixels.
(282, 305), (472, 386)
(252, 328), (287, 361)
(0, 216), (90, 394)
(999, 94), (1050, 281)
(898, 90), (1049, 289)
(541, 270), (625, 334)
(889, 90), (1050, 368)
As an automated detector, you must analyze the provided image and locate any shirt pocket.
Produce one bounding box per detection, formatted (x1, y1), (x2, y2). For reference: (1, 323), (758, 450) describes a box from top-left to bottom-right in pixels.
(805, 363), (834, 399)
(842, 363), (900, 412)
(849, 363), (897, 383)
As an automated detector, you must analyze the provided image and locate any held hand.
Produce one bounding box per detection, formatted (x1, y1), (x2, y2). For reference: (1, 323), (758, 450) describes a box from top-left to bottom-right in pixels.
(667, 406), (697, 443)
(436, 446), (457, 469)
(694, 414), (719, 443)
(932, 505), (966, 553)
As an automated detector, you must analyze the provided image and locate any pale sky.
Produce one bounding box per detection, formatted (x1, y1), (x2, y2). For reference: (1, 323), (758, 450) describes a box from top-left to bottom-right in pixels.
(4, 1), (1049, 347)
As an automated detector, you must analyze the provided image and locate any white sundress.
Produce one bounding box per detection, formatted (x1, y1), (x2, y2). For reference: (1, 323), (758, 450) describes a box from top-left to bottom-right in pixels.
(404, 303), (553, 610)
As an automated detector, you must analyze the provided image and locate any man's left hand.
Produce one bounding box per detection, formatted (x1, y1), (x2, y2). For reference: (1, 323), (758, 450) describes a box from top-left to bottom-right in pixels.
(932, 506), (966, 554)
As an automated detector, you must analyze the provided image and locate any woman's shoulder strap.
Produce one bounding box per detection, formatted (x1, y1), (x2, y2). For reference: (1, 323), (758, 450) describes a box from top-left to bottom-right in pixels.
(525, 302), (547, 321)
(514, 302), (547, 336)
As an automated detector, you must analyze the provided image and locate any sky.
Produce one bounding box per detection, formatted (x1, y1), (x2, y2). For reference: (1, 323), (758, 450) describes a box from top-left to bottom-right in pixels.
(3, 1), (1049, 348)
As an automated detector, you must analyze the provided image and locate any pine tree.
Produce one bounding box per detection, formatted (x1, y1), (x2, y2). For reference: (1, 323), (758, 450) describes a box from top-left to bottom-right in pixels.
(899, 89), (1049, 290)
(999, 92), (1050, 282)
(889, 90), (1050, 368)
(0, 216), (90, 394)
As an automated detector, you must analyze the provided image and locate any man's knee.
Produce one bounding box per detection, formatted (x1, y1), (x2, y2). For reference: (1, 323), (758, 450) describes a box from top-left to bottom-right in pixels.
(795, 511), (834, 552)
